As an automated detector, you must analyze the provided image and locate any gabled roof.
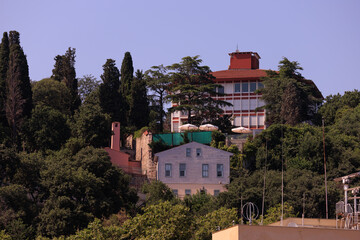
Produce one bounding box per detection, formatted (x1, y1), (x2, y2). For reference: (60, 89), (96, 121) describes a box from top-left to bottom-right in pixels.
(155, 142), (233, 157)
(211, 69), (268, 80)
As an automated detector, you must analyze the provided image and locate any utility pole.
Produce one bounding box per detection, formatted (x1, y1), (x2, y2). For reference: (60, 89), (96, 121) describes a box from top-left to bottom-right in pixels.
(261, 138), (267, 225)
(281, 124), (284, 226)
(322, 118), (328, 219)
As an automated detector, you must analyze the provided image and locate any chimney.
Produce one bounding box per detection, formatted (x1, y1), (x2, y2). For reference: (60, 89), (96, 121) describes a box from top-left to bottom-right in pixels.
(111, 122), (121, 151)
(228, 51), (260, 70)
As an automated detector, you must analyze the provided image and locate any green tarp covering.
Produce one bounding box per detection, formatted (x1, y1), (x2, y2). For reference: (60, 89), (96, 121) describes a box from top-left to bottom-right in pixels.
(153, 131), (212, 146)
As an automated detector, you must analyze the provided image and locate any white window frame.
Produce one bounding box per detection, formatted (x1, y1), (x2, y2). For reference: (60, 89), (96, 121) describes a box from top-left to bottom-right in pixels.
(196, 148), (202, 157)
(217, 164), (224, 177)
(202, 164), (209, 178)
(179, 163), (186, 177)
(186, 148), (191, 157)
(165, 163), (172, 177)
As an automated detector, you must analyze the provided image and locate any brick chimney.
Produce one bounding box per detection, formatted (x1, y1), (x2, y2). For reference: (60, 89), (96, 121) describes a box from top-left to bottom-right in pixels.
(228, 51), (260, 70)
(111, 122), (121, 151)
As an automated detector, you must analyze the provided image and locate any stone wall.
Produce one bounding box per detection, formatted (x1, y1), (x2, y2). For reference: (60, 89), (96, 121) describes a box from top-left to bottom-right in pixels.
(135, 131), (157, 180)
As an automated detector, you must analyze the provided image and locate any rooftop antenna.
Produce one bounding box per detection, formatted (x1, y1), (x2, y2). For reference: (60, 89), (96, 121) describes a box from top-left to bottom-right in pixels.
(236, 44), (239, 52)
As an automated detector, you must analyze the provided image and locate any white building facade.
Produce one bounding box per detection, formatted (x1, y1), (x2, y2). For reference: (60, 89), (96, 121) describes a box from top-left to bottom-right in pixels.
(171, 51), (267, 133)
(155, 142), (232, 198)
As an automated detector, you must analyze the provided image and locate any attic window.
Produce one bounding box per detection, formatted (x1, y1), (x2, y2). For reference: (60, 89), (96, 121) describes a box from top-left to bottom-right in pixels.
(196, 148), (202, 157)
(186, 148), (191, 157)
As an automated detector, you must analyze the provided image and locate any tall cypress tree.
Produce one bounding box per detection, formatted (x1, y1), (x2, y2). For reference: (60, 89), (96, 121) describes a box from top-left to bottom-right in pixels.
(120, 52), (134, 98)
(51, 47), (80, 114)
(5, 31), (33, 144)
(128, 69), (150, 129)
(99, 59), (121, 121)
(0, 32), (10, 128)
(120, 52), (134, 125)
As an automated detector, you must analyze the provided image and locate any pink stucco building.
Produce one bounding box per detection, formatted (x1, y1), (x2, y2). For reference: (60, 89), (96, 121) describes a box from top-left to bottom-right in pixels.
(155, 142), (232, 198)
(104, 122), (141, 175)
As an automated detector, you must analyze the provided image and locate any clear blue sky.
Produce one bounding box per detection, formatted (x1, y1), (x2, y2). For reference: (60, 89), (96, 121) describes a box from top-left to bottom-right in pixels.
(1, 0), (359, 97)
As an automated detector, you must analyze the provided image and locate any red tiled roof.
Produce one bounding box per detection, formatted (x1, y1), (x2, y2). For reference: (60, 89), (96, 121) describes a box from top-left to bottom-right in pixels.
(211, 69), (268, 80)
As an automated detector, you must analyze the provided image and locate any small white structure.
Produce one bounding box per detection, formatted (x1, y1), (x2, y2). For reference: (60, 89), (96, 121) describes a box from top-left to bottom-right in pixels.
(155, 142), (232, 198)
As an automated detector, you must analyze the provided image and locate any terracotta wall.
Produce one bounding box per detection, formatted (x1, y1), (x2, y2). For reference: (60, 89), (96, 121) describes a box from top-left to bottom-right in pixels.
(212, 224), (360, 240)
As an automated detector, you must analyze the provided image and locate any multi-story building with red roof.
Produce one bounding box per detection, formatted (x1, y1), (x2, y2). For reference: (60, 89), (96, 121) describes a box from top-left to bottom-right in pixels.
(171, 50), (268, 133)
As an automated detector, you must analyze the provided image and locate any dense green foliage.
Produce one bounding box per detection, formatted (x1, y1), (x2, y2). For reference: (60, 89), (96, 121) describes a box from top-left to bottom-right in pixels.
(141, 180), (175, 205)
(23, 105), (70, 151)
(120, 52), (134, 126)
(0, 32), (9, 131)
(72, 89), (112, 148)
(4, 31), (33, 146)
(319, 89), (360, 126)
(51, 48), (80, 114)
(32, 78), (72, 115)
(128, 70), (150, 129)
(0, 145), (138, 239)
(145, 65), (170, 132)
(99, 59), (122, 122)
(77, 74), (100, 103)
(260, 57), (322, 125)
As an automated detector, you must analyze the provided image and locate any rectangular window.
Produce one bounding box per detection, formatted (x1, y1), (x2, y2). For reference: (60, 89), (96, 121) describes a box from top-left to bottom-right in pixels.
(234, 83), (240, 93)
(172, 189), (178, 196)
(218, 85), (224, 94)
(242, 100), (249, 110)
(217, 164), (224, 177)
(196, 148), (202, 157)
(250, 115), (257, 127)
(250, 82), (257, 92)
(202, 164), (209, 177)
(242, 82), (248, 93)
(214, 190), (220, 196)
(250, 99), (257, 110)
(179, 163), (186, 177)
(186, 148), (191, 157)
(165, 164), (172, 177)
(185, 189), (191, 196)
(258, 82), (264, 89)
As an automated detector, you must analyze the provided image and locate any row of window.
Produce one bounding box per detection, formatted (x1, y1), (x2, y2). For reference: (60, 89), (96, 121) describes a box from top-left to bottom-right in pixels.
(165, 163), (224, 177)
(186, 148), (202, 157)
(217, 82), (264, 94)
(172, 189), (220, 196)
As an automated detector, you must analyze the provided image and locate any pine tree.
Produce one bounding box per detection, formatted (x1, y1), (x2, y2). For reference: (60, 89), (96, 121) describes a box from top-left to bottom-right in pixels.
(167, 56), (231, 125)
(280, 81), (303, 125)
(0, 32), (10, 128)
(5, 31), (32, 144)
(51, 47), (80, 114)
(145, 65), (170, 132)
(260, 57), (322, 125)
(99, 59), (121, 121)
(128, 70), (150, 129)
(120, 52), (134, 125)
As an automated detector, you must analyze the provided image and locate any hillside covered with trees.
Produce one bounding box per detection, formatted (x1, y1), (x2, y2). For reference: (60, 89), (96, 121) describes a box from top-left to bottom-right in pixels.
(0, 30), (359, 239)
